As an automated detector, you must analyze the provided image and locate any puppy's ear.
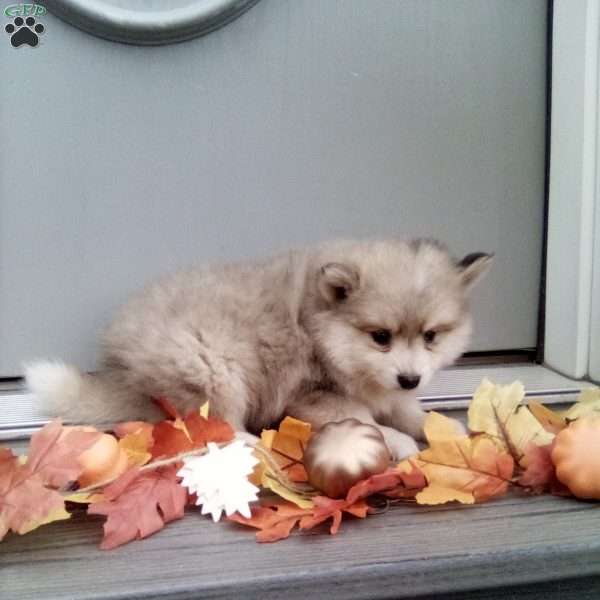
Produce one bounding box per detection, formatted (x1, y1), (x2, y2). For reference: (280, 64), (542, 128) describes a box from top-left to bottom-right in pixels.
(457, 252), (493, 290)
(318, 262), (360, 303)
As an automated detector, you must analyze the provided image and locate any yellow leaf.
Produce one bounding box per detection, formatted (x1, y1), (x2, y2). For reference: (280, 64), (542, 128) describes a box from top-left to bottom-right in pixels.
(261, 417), (311, 457)
(277, 417), (312, 444)
(260, 471), (314, 509)
(260, 416), (312, 482)
(64, 491), (104, 504)
(413, 412), (514, 504)
(467, 379), (554, 461)
(563, 387), (600, 421)
(199, 401), (210, 419)
(119, 431), (152, 467)
(248, 455), (265, 487)
(528, 401), (567, 433)
(18, 506), (71, 535)
(424, 410), (468, 441)
(415, 483), (474, 505)
(260, 429), (277, 450)
(397, 459), (414, 474)
(255, 417), (314, 508)
(172, 418), (191, 440)
(64, 492), (92, 503)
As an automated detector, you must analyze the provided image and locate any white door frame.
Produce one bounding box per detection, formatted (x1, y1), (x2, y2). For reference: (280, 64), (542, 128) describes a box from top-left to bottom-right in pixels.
(545, 0), (600, 381)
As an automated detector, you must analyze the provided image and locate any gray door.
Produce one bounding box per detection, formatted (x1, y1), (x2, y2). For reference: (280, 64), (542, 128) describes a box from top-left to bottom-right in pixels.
(0, 0), (548, 376)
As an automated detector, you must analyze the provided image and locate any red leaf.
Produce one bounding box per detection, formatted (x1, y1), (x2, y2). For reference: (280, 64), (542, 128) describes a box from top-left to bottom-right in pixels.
(519, 442), (556, 490)
(518, 441), (571, 496)
(346, 469), (425, 505)
(153, 397), (181, 420)
(88, 465), (187, 549)
(398, 464), (428, 489)
(184, 413), (234, 446)
(150, 421), (194, 459)
(381, 465), (428, 499)
(151, 412), (235, 459)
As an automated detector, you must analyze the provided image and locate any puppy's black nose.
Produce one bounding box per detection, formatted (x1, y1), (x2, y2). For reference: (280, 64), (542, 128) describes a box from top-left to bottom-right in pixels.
(397, 374), (420, 390)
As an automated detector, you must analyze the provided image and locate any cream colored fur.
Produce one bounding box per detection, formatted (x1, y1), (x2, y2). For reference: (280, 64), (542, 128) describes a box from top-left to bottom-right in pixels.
(26, 238), (491, 460)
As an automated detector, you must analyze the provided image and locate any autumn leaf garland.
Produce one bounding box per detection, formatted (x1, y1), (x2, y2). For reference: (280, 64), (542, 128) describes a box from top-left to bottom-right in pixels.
(1, 379), (600, 548)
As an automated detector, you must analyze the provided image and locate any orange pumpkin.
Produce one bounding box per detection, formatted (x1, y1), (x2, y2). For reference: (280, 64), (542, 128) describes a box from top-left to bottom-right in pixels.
(62, 426), (130, 487)
(551, 416), (600, 499)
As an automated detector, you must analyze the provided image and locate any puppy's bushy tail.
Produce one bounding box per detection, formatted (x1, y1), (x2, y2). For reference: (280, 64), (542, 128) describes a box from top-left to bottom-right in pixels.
(24, 361), (161, 425)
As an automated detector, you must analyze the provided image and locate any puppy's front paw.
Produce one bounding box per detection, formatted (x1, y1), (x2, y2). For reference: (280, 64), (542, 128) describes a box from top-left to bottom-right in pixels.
(378, 426), (419, 461)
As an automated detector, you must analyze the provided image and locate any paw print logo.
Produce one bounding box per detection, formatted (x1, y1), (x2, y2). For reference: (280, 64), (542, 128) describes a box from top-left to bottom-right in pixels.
(5, 16), (44, 47)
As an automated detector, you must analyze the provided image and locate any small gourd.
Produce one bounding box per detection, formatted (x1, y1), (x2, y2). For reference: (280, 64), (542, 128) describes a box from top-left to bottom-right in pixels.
(303, 419), (391, 498)
(551, 416), (600, 499)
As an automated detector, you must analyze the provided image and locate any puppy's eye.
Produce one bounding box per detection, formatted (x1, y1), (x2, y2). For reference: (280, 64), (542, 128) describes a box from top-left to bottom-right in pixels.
(371, 329), (391, 346)
(423, 330), (436, 344)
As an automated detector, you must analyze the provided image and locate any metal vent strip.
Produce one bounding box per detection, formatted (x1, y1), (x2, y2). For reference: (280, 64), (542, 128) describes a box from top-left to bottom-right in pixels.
(0, 364), (590, 440)
(420, 363), (585, 409)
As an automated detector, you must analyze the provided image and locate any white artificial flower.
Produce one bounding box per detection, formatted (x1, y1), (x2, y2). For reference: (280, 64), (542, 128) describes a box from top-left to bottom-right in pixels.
(177, 440), (260, 522)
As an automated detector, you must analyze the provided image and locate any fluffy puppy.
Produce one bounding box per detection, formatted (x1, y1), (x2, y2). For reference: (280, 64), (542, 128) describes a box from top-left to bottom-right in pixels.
(26, 238), (492, 459)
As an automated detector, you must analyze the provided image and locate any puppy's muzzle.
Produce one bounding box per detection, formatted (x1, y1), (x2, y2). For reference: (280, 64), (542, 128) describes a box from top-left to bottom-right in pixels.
(397, 374), (420, 390)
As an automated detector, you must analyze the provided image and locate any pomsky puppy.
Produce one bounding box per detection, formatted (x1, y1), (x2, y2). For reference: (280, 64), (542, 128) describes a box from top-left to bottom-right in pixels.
(26, 238), (492, 460)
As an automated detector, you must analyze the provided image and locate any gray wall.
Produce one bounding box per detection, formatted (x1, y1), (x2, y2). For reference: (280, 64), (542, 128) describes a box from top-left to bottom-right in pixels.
(0, 0), (548, 376)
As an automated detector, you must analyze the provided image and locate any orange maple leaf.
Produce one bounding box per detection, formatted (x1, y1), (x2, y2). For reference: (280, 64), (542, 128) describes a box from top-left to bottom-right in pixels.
(183, 412), (234, 446)
(151, 411), (234, 459)
(298, 496), (369, 534)
(352, 467), (427, 502)
(88, 465), (187, 549)
(300, 468), (426, 533)
(229, 467), (426, 543)
(229, 495), (366, 543)
(229, 499), (313, 542)
(151, 420), (195, 459)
